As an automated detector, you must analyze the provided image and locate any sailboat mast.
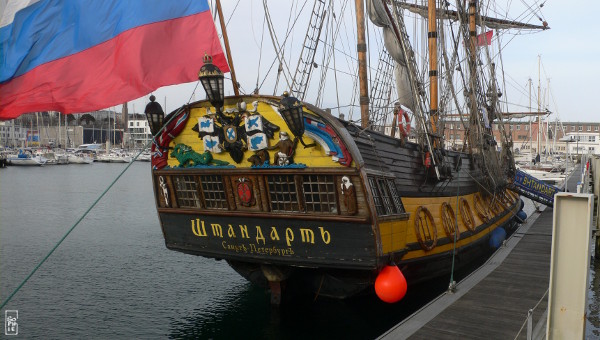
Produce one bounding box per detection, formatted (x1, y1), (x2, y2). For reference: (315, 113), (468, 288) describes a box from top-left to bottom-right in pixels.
(427, 0), (438, 134)
(215, 0), (239, 96)
(355, 0), (370, 128)
(537, 55), (541, 157)
(529, 78), (532, 161)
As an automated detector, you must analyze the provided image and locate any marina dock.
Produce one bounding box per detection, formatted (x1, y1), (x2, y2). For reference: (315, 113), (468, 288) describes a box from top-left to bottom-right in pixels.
(381, 165), (583, 339)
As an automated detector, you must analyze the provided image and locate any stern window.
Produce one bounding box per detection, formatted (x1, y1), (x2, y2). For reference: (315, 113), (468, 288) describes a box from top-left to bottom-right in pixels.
(369, 176), (405, 216)
(268, 175), (301, 212)
(386, 179), (406, 214)
(368, 177), (386, 216)
(302, 174), (337, 213)
(200, 175), (228, 209)
(173, 175), (202, 208)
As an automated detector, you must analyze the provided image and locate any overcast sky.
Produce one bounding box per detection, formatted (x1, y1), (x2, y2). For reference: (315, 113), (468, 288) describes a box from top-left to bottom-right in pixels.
(126, 0), (597, 123)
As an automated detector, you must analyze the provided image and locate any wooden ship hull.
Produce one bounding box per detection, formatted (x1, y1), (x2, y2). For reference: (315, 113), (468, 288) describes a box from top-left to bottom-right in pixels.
(150, 94), (520, 300)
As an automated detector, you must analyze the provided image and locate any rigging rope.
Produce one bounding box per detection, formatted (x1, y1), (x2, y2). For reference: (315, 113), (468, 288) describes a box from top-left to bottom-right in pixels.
(0, 83), (201, 310)
(448, 167), (462, 291)
(513, 288), (549, 340)
(254, 9), (267, 94)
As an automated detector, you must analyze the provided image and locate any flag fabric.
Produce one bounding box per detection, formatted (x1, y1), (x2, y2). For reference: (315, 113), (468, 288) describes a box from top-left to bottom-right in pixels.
(0, 0), (229, 120)
(476, 30), (493, 46)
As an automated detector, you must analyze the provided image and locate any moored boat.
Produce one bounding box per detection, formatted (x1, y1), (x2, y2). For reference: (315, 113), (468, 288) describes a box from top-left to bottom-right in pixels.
(145, 0), (547, 303)
(67, 151), (94, 164)
(150, 93), (522, 300)
(7, 149), (48, 166)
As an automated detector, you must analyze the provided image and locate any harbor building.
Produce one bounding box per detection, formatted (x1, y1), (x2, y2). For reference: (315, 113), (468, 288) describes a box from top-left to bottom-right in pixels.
(442, 120), (600, 156)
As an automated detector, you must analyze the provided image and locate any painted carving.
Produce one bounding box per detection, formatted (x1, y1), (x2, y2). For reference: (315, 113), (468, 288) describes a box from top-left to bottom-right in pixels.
(151, 109), (190, 170)
(159, 176), (169, 207)
(304, 117), (352, 166)
(341, 176), (357, 215)
(236, 177), (255, 207)
(170, 143), (230, 167)
(269, 131), (297, 166)
(247, 149), (270, 166)
(192, 100), (279, 164)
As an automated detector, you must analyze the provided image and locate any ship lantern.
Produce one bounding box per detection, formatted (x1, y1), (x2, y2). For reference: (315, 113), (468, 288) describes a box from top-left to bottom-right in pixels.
(198, 54), (224, 111)
(375, 264), (407, 303)
(278, 92), (315, 147)
(144, 95), (164, 136)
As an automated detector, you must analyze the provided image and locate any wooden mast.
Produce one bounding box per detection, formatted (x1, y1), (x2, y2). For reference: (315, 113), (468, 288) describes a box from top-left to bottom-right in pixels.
(215, 0), (240, 96)
(427, 0), (439, 135)
(466, 0), (478, 150)
(468, 0), (477, 57)
(355, 0), (370, 128)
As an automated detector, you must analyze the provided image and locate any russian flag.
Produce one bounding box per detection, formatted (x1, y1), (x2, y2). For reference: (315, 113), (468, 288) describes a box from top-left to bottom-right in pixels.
(0, 0), (229, 120)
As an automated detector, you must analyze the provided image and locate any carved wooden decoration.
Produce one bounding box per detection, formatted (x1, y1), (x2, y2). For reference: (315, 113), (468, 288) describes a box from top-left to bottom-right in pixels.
(341, 176), (357, 215)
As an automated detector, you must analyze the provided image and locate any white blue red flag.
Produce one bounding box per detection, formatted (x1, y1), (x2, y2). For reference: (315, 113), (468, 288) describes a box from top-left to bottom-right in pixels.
(0, 0), (229, 120)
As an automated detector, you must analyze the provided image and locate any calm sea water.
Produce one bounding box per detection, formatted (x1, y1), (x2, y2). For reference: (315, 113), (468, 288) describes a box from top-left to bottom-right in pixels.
(1, 163), (598, 339)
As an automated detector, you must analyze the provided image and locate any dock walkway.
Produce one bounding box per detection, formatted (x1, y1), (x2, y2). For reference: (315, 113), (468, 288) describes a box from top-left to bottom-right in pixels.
(381, 166), (581, 339)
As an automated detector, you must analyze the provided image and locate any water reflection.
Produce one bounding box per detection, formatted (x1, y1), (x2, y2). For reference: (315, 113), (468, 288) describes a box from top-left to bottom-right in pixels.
(167, 271), (460, 339)
(1, 164), (598, 338)
(588, 258), (599, 338)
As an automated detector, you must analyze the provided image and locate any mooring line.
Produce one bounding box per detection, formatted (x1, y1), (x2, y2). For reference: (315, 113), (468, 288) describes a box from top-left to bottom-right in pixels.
(1, 83), (199, 310)
(0, 144), (148, 310)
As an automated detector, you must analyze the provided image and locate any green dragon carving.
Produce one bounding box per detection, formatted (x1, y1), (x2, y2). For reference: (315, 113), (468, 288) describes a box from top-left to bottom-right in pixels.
(170, 143), (229, 167)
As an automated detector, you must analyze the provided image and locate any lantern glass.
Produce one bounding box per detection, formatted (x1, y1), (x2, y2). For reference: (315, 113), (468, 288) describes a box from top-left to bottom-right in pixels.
(198, 55), (224, 110)
(144, 95), (164, 136)
(278, 92), (305, 138)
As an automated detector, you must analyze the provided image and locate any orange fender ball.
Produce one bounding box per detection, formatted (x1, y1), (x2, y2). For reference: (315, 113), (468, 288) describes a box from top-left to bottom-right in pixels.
(375, 265), (407, 303)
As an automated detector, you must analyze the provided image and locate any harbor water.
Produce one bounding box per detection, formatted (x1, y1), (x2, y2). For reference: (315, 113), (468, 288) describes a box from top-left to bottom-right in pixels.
(1, 163), (598, 338)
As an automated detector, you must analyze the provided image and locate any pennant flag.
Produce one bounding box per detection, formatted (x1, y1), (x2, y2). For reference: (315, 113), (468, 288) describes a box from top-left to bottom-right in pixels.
(476, 30), (493, 46)
(248, 133), (268, 151)
(0, 0), (230, 120)
(203, 135), (222, 153)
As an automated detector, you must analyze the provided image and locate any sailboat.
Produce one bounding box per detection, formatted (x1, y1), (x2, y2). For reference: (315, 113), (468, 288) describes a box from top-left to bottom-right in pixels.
(146, 0), (548, 302)
(515, 58), (567, 185)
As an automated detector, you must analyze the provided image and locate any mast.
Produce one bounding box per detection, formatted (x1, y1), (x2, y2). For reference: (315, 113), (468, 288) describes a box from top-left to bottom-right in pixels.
(468, 0), (477, 99)
(215, 0), (240, 96)
(528, 78), (532, 161)
(122, 102), (128, 148)
(428, 0), (439, 135)
(537, 55), (541, 158)
(355, 0), (369, 128)
(58, 111), (61, 147)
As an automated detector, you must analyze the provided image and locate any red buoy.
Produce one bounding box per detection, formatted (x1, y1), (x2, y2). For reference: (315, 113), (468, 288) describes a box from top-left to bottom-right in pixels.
(375, 265), (407, 303)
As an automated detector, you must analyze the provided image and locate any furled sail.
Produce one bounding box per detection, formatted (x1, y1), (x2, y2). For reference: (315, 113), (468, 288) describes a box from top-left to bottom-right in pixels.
(396, 2), (549, 30)
(367, 0), (416, 112)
